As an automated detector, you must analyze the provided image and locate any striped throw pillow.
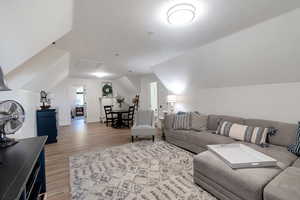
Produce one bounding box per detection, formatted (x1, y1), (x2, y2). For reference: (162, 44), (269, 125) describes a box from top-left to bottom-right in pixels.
(173, 113), (191, 130)
(288, 122), (300, 156)
(216, 121), (269, 145)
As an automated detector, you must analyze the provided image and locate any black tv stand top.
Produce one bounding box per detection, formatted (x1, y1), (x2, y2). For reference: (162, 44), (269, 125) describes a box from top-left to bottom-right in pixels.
(0, 136), (47, 200)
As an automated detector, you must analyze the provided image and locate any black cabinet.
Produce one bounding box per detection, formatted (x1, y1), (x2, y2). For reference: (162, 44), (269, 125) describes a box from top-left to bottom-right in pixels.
(36, 109), (58, 144)
(0, 136), (47, 200)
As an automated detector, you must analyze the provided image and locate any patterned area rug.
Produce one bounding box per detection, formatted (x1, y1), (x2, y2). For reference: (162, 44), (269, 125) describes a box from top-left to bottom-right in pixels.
(69, 141), (216, 200)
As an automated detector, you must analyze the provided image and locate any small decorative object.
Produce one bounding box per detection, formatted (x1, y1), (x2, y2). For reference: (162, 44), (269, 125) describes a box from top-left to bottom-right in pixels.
(40, 90), (51, 109)
(132, 94), (140, 111)
(115, 95), (125, 108)
(102, 82), (113, 97)
(0, 100), (25, 148)
(0, 66), (11, 91)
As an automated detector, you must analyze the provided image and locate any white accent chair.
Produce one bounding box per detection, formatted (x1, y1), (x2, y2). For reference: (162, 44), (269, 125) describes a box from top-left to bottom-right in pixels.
(131, 110), (156, 142)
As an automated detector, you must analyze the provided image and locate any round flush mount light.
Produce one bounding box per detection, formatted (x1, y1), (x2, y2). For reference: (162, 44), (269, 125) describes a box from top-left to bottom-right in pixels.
(167, 3), (196, 25)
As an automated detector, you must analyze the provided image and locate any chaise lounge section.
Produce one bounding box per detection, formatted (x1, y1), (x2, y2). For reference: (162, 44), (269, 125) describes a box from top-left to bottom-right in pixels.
(164, 114), (299, 200)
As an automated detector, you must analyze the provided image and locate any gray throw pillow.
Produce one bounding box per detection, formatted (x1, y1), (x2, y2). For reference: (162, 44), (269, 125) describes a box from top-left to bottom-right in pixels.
(173, 113), (191, 130)
(190, 112), (208, 132)
(288, 122), (300, 156)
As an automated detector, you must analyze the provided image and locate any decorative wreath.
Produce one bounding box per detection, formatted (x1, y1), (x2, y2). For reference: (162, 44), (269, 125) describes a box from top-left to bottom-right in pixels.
(102, 84), (113, 96)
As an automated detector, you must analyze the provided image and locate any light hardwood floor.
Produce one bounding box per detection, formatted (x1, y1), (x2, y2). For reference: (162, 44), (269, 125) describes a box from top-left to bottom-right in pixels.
(45, 119), (133, 200)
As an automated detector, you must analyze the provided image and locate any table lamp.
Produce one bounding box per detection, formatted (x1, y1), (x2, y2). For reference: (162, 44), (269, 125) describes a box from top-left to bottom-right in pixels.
(167, 95), (177, 113)
(0, 66), (11, 91)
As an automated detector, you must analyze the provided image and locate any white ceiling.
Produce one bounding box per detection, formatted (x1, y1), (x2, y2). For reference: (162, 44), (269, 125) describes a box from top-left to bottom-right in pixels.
(153, 8), (300, 93)
(56, 0), (300, 79)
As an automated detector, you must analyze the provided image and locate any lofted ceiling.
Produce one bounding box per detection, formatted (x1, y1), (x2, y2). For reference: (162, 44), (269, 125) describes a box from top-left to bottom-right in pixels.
(153, 8), (300, 93)
(56, 0), (300, 79)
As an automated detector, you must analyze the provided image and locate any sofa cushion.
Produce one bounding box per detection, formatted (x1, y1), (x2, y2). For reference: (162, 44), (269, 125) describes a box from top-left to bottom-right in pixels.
(244, 119), (297, 147)
(292, 158), (300, 168)
(237, 142), (298, 169)
(207, 115), (245, 131)
(264, 167), (300, 200)
(190, 112), (208, 131)
(186, 131), (235, 149)
(194, 151), (282, 200)
(164, 114), (175, 130)
(165, 129), (190, 142)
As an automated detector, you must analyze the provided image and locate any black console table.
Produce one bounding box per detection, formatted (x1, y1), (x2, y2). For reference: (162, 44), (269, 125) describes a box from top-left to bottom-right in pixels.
(0, 136), (47, 200)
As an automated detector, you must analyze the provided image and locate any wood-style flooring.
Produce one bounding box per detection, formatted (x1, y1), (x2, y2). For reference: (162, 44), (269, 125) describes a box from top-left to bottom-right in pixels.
(45, 119), (133, 200)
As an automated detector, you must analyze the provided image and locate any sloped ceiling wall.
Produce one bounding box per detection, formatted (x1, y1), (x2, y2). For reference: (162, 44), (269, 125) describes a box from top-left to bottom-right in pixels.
(114, 76), (139, 96)
(0, 0), (73, 74)
(6, 47), (70, 92)
(152, 8), (300, 95)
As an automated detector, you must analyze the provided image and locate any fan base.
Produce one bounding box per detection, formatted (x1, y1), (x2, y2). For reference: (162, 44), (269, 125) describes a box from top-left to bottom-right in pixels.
(0, 137), (18, 148)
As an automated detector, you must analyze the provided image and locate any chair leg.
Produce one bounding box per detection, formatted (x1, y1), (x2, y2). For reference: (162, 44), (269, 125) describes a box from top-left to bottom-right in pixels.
(152, 135), (155, 142)
(131, 136), (134, 143)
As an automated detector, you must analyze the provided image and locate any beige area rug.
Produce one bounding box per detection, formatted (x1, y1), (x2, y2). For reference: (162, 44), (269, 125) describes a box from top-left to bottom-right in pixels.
(69, 141), (216, 200)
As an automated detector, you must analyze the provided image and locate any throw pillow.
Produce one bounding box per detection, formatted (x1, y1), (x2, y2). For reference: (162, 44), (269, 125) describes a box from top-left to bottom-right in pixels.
(190, 112), (208, 131)
(173, 113), (191, 130)
(216, 121), (233, 136)
(216, 121), (269, 145)
(288, 122), (300, 156)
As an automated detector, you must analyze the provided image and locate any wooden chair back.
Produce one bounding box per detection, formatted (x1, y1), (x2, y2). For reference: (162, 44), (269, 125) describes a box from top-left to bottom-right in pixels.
(127, 106), (135, 120)
(104, 105), (113, 119)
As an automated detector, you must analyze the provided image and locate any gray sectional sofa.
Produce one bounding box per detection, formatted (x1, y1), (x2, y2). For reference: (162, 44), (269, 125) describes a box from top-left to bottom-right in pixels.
(164, 114), (300, 200)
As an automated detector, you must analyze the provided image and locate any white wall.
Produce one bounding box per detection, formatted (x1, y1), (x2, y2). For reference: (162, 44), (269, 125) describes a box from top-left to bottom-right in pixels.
(152, 8), (300, 123)
(6, 47), (70, 92)
(140, 74), (168, 112)
(188, 82), (300, 123)
(126, 75), (142, 92)
(0, 0), (73, 74)
(169, 83), (300, 124)
(0, 90), (39, 139)
(51, 77), (139, 126)
(113, 76), (138, 102)
(51, 78), (102, 126)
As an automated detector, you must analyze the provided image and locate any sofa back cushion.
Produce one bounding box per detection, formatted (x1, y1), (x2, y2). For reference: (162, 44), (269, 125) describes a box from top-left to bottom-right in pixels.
(244, 119), (297, 147)
(190, 112), (208, 131)
(207, 115), (245, 131)
(164, 114), (175, 130)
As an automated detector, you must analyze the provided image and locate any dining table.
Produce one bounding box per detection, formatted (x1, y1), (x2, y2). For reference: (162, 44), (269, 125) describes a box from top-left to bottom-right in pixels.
(111, 109), (129, 128)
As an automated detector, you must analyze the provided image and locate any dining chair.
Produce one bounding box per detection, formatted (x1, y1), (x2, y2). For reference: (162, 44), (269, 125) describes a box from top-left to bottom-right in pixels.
(104, 105), (116, 127)
(131, 110), (156, 142)
(123, 106), (135, 128)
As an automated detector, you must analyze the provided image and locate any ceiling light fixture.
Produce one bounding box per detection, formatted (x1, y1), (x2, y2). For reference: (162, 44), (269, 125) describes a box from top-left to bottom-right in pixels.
(92, 72), (110, 78)
(167, 3), (196, 25)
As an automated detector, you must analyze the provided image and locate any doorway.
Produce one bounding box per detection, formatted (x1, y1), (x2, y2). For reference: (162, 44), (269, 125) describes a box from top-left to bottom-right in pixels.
(71, 86), (87, 123)
(150, 82), (158, 125)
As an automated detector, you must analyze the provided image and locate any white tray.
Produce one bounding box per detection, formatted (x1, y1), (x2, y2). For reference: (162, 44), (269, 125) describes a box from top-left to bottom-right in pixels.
(207, 144), (277, 169)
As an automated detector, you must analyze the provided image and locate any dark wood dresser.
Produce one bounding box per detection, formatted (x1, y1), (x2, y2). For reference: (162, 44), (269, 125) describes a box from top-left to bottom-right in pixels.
(36, 109), (58, 144)
(0, 136), (47, 200)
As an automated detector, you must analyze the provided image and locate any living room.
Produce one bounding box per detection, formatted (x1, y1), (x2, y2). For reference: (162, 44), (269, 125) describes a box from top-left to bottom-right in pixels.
(0, 0), (300, 200)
